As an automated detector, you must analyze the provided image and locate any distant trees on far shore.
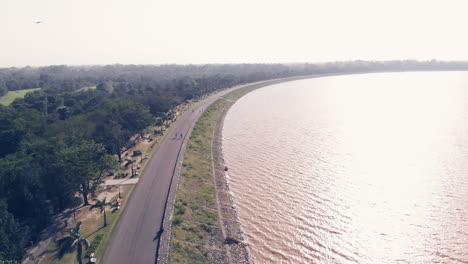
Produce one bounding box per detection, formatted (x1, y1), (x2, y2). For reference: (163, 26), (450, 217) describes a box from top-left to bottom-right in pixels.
(2, 60), (468, 97)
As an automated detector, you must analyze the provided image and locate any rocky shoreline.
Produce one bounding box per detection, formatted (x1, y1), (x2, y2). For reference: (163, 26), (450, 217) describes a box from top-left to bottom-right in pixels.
(211, 97), (252, 264)
(204, 76), (320, 263)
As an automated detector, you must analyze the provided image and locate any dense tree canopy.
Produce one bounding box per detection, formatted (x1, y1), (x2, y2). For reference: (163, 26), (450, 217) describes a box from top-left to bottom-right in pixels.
(0, 201), (30, 261)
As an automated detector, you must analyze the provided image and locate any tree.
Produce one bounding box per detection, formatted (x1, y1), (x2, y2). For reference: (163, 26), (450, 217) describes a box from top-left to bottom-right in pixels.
(69, 222), (89, 264)
(0, 109), (32, 158)
(166, 110), (175, 124)
(56, 105), (71, 120)
(114, 101), (153, 134)
(92, 101), (152, 161)
(162, 110), (174, 129)
(0, 81), (7, 96)
(60, 142), (115, 206)
(94, 120), (126, 162)
(93, 155), (117, 195)
(96, 82), (113, 93)
(154, 117), (163, 133)
(0, 201), (30, 262)
(90, 197), (112, 227)
(0, 154), (52, 238)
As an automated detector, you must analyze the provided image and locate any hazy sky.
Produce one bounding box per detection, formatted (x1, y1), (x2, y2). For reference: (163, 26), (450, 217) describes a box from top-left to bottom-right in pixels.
(2, 0), (468, 67)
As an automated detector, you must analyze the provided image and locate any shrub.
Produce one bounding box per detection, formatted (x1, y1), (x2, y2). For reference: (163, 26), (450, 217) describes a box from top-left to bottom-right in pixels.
(84, 234), (104, 257)
(175, 203), (185, 215)
(173, 217), (183, 226)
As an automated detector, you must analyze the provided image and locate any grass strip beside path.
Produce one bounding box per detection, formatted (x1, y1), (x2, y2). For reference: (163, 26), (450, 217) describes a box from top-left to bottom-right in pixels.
(169, 100), (226, 263)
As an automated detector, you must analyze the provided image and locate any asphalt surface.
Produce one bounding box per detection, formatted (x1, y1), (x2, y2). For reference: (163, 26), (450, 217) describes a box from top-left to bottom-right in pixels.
(101, 87), (241, 264)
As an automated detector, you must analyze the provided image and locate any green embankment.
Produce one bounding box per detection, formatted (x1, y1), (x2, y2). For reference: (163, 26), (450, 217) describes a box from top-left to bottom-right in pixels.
(168, 78), (312, 263)
(169, 100), (224, 263)
(168, 83), (275, 263)
(0, 88), (41, 106)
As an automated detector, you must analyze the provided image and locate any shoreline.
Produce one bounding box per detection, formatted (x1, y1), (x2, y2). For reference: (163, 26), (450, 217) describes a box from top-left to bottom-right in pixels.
(164, 73), (367, 263)
(163, 69), (468, 263)
(163, 78), (303, 263)
(207, 72), (368, 262)
(211, 93), (250, 263)
(210, 79), (304, 263)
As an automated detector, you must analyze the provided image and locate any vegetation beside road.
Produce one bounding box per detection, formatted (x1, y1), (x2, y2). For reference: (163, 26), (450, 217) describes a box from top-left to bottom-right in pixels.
(168, 82), (271, 263)
(24, 100), (192, 264)
(168, 78), (315, 263)
(169, 100), (225, 263)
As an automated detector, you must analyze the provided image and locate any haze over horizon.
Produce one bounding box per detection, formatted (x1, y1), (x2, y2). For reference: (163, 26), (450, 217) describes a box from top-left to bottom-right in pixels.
(2, 0), (468, 67)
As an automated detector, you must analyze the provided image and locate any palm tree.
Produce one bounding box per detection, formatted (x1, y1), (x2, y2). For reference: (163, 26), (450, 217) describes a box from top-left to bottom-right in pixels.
(91, 197), (112, 227)
(69, 222), (90, 264)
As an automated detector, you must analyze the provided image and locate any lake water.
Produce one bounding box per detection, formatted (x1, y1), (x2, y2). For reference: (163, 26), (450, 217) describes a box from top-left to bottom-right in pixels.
(223, 72), (468, 263)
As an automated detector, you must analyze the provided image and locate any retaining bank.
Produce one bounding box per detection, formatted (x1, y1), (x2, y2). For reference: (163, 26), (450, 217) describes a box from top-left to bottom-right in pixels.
(165, 77), (314, 263)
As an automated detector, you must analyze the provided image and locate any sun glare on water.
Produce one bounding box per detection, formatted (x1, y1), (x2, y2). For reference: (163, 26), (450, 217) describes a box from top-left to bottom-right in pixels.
(224, 72), (468, 263)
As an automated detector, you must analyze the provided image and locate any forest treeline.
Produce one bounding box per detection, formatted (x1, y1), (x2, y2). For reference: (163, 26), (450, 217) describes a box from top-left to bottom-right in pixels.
(2, 60), (468, 96)
(1, 60), (468, 262)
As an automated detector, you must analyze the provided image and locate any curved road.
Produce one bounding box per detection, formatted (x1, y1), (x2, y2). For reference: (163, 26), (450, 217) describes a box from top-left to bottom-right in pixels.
(101, 85), (248, 264)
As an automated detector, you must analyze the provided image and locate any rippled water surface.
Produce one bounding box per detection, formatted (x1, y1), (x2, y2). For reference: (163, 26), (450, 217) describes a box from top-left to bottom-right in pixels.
(223, 72), (468, 263)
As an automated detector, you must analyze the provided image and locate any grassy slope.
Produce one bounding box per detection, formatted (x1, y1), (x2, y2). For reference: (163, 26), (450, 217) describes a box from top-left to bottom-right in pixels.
(168, 84), (266, 263)
(0, 88), (41, 106)
(168, 78), (312, 263)
(169, 100), (224, 263)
